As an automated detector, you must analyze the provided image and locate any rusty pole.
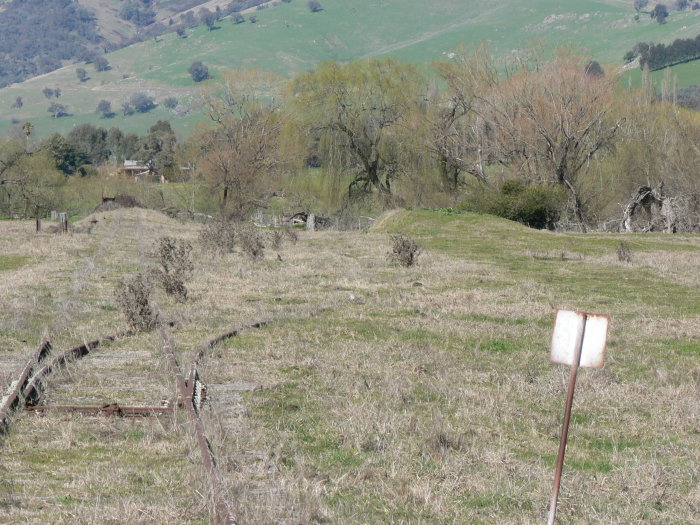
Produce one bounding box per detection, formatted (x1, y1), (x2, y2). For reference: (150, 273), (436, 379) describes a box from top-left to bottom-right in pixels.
(547, 314), (587, 525)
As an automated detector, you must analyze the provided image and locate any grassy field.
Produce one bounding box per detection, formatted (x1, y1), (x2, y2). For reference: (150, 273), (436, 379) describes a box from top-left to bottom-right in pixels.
(1, 206), (699, 523)
(3, 0), (700, 139)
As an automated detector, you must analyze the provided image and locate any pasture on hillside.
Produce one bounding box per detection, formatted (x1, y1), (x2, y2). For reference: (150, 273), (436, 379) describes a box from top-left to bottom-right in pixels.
(3, 0), (700, 138)
(0, 207), (699, 523)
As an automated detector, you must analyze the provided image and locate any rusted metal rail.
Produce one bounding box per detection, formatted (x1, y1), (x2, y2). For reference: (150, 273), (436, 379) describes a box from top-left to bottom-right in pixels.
(162, 329), (236, 525)
(0, 339), (52, 433)
(22, 332), (126, 405)
(26, 403), (172, 417)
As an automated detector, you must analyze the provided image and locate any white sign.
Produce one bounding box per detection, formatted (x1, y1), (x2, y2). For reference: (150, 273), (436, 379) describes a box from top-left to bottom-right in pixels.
(550, 310), (609, 368)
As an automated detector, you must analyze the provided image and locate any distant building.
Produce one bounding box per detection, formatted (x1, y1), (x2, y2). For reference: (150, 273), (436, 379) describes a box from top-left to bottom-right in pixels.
(122, 160), (164, 183)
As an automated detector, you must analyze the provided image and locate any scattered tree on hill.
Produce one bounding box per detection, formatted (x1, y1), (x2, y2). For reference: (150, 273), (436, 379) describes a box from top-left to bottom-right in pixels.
(249, 15), (258, 23)
(47, 102), (68, 118)
(651, 4), (669, 22)
(42, 87), (54, 99)
(176, 26), (187, 38)
(188, 61), (210, 82)
(163, 96), (178, 109)
(676, 0), (690, 9)
(10, 97), (23, 109)
(96, 99), (114, 118)
(233, 13), (245, 24)
(76, 68), (89, 82)
(180, 11), (197, 27)
(199, 8), (217, 30)
(122, 101), (135, 116)
(94, 56), (110, 72)
(308, 1), (322, 12)
(119, 1), (156, 26)
(130, 92), (156, 113)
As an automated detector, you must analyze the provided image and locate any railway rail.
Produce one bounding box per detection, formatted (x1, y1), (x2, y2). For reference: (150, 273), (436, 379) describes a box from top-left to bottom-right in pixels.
(0, 318), (279, 524)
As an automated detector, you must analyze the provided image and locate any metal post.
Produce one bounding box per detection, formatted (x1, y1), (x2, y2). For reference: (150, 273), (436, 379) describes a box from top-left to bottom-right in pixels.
(548, 315), (587, 525)
(35, 217), (41, 233)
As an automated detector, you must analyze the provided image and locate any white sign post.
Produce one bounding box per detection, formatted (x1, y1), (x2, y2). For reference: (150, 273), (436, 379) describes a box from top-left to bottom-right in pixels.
(547, 310), (609, 525)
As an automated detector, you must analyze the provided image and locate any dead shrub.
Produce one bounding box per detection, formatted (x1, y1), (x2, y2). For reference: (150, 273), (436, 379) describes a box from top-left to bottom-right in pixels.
(199, 218), (236, 254)
(115, 273), (158, 332)
(266, 229), (284, 250)
(266, 227), (298, 250)
(238, 225), (265, 259)
(617, 241), (632, 263)
(153, 237), (193, 302)
(283, 226), (298, 244)
(388, 234), (421, 267)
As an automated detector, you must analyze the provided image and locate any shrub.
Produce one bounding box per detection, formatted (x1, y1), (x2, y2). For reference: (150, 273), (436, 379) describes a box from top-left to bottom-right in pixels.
(200, 218), (237, 254)
(115, 273), (158, 332)
(153, 237), (194, 302)
(388, 234), (421, 267)
(238, 225), (265, 259)
(163, 96), (178, 109)
(617, 241), (632, 263)
(188, 61), (210, 82)
(266, 227), (298, 250)
(461, 180), (567, 230)
(130, 92), (156, 113)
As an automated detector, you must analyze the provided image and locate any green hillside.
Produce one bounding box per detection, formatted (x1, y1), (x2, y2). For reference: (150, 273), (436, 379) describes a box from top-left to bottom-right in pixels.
(2, 0), (700, 139)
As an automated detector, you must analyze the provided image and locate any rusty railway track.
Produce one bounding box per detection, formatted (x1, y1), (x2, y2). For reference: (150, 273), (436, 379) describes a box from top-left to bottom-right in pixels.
(0, 318), (280, 524)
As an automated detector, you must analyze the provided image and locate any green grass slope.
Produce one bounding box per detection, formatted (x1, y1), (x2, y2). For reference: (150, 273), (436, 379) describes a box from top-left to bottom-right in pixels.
(3, 0), (700, 139)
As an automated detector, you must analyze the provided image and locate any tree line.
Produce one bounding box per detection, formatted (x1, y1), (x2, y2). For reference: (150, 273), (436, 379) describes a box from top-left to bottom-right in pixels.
(626, 34), (700, 70)
(3, 51), (700, 232)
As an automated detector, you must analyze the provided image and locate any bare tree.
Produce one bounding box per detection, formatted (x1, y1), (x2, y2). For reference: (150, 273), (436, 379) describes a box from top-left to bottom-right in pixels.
(477, 56), (621, 229)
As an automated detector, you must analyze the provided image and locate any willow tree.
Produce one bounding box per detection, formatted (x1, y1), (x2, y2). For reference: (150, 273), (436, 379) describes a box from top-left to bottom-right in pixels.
(290, 58), (427, 197)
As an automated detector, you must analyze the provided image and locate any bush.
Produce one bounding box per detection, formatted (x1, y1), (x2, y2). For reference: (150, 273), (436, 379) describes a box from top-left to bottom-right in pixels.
(266, 227), (298, 250)
(188, 61), (210, 82)
(94, 56), (110, 71)
(163, 96), (178, 109)
(153, 237), (194, 302)
(461, 180), (567, 230)
(115, 273), (158, 332)
(617, 241), (632, 263)
(130, 92), (156, 113)
(200, 218), (237, 254)
(238, 225), (265, 259)
(388, 234), (421, 267)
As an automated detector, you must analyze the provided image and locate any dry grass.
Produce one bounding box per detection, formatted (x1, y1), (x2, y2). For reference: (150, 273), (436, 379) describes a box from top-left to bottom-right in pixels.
(1, 208), (700, 523)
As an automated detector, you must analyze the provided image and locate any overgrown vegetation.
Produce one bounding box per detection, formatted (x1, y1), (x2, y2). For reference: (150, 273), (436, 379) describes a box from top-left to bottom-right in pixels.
(114, 272), (158, 331)
(387, 233), (421, 267)
(153, 236), (194, 302)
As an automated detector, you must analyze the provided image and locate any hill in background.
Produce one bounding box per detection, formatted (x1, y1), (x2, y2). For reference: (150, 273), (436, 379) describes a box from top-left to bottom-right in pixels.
(2, 0), (700, 139)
